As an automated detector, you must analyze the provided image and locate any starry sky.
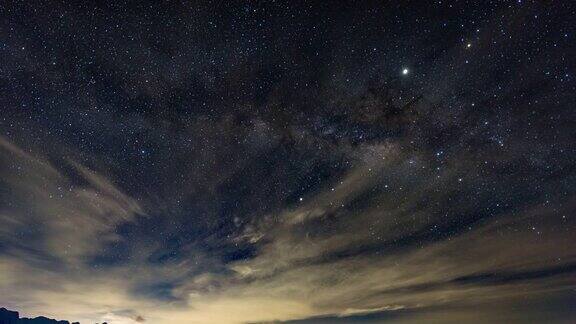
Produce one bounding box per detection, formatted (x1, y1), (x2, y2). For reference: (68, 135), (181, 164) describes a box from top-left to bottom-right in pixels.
(1, 1), (575, 323)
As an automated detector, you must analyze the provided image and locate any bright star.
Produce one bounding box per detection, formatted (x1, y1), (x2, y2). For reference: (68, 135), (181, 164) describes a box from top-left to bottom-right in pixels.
(402, 68), (409, 75)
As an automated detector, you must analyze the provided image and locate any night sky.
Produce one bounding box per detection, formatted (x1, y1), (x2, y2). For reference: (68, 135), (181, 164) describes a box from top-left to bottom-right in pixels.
(1, 1), (575, 323)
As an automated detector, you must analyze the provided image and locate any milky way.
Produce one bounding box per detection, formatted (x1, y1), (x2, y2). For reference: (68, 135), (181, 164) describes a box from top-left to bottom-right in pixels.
(1, 1), (575, 323)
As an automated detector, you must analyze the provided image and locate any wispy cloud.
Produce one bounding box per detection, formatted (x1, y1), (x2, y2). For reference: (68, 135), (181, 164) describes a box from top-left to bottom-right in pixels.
(1, 134), (575, 323)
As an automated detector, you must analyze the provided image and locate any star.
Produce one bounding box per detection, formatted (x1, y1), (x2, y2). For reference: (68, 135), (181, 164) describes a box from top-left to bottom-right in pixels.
(402, 68), (409, 75)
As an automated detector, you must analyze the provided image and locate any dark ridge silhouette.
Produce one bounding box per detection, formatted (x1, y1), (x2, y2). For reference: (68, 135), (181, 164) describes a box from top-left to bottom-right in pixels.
(0, 308), (81, 324)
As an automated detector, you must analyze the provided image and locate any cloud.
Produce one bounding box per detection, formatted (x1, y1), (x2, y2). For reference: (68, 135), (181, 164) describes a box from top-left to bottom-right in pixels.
(1, 133), (575, 324)
(0, 137), (144, 264)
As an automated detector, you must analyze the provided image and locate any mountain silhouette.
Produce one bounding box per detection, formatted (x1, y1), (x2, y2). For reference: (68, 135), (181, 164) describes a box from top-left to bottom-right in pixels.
(0, 308), (82, 324)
